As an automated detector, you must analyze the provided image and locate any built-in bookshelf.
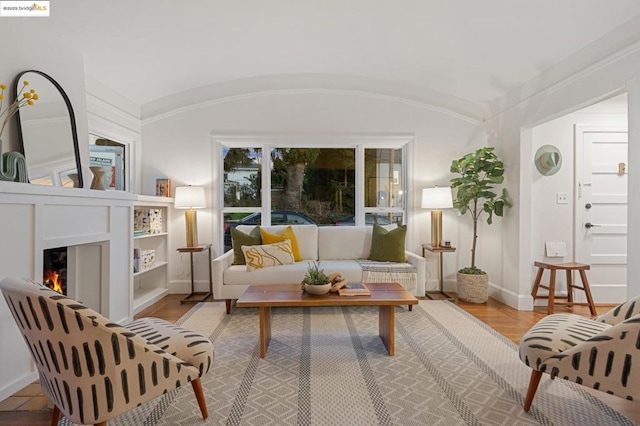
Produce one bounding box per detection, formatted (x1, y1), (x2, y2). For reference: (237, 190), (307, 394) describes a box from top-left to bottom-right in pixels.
(133, 195), (173, 314)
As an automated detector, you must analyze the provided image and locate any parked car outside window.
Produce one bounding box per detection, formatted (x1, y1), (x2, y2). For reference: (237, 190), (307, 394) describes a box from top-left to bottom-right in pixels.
(334, 214), (392, 226)
(224, 210), (316, 250)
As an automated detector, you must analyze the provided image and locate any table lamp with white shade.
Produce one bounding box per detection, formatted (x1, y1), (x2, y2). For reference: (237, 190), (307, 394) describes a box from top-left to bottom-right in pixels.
(174, 186), (206, 247)
(421, 186), (453, 247)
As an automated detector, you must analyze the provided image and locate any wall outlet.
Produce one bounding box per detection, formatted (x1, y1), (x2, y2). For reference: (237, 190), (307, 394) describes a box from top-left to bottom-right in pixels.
(557, 192), (569, 204)
(545, 241), (567, 257)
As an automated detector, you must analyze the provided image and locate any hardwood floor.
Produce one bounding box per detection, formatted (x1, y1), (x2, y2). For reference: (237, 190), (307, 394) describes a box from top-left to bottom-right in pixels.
(2, 295), (638, 425)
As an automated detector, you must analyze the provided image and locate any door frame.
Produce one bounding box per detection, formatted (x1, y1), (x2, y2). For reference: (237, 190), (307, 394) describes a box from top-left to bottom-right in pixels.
(573, 124), (628, 264)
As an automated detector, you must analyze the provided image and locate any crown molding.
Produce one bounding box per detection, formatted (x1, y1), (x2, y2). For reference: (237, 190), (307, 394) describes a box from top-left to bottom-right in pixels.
(487, 37), (640, 120)
(140, 74), (485, 125)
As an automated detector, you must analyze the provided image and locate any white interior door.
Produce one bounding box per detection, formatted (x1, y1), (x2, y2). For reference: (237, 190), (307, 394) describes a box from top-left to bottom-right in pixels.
(575, 125), (628, 303)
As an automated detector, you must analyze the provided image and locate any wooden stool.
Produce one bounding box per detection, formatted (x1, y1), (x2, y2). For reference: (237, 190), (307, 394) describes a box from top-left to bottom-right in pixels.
(531, 262), (597, 315)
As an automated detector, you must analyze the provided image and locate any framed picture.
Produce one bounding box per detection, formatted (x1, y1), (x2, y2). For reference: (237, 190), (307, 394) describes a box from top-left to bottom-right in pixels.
(156, 178), (172, 197)
(90, 145), (125, 191)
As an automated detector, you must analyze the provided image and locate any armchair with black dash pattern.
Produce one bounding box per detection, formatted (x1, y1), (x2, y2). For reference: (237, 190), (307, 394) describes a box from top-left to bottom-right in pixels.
(519, 294), (640, 412)
(0, 277), (214, 426)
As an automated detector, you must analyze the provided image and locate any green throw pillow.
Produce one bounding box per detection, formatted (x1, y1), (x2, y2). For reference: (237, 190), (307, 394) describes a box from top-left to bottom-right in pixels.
(231, 226), (262, 265)
(368, 223), (407, 263)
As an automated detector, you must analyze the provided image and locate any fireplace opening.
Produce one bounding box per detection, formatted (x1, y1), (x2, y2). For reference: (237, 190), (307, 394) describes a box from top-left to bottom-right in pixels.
(44, 247), (67, 295)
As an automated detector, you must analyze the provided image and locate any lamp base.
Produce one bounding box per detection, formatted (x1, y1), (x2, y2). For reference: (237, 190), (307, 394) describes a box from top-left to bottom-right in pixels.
(185, 210), (198, 247)
(431, 210), (442, 248)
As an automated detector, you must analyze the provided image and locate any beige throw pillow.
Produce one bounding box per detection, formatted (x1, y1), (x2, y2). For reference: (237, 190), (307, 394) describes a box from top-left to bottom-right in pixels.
(242, 240), (295, 271)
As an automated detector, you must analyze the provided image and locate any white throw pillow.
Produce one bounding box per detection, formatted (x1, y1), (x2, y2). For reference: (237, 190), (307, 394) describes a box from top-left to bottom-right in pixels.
(242, 240), (295, 271)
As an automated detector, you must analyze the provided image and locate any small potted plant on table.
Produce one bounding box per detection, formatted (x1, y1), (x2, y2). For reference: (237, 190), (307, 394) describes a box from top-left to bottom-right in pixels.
(450, 147), (511, 303)
(302, 261), (332, 295)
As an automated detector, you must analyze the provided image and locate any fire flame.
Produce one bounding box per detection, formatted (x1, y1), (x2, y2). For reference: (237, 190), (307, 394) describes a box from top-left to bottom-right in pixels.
(44, 270), (63, 294)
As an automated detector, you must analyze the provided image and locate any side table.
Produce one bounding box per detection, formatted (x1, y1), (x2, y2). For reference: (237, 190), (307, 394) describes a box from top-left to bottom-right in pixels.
(177, 244), (213, 303)
(422, 244), (456, 301)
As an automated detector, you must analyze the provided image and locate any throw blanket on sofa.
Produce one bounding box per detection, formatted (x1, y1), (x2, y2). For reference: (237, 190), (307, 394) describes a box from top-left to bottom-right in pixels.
(356, 260), (417, 292)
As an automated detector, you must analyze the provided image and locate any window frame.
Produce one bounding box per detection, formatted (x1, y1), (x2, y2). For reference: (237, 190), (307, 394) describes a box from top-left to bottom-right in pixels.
(213, 134), (415, 251)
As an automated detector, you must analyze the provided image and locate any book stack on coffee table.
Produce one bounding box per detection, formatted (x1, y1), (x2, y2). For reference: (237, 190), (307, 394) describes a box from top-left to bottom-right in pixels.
(338, 283), (371, 296)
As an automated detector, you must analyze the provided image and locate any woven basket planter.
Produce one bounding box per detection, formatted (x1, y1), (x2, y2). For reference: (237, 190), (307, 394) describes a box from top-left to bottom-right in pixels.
(457, 272), (488, 303)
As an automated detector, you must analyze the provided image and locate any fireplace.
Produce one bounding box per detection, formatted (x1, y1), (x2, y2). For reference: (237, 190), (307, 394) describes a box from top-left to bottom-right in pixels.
(43, 247), (67, 295)
(0, 184), (135, 402)
(40, 242), (108, 310)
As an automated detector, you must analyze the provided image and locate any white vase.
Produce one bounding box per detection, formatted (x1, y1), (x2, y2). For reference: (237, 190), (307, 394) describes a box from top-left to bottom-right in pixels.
(90, 166), (106, 190)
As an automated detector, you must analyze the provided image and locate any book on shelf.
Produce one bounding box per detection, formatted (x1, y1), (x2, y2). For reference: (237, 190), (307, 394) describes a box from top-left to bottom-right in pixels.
(155, 178), (172, 197)
(134, 209), (163, 234)
(338, 283), (371, 296)
(133, 248), (140, 273)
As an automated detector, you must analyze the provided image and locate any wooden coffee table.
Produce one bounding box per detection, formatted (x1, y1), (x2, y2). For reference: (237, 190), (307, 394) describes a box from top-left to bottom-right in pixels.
(235, 282), (418, 357)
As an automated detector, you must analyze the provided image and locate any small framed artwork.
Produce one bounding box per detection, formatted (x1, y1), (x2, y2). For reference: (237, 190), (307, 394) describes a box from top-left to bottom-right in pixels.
(155, 178), (172, 197)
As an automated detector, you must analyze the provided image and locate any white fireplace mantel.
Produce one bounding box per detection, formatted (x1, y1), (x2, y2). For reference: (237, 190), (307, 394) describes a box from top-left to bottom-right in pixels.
(0, 181), (136, 401)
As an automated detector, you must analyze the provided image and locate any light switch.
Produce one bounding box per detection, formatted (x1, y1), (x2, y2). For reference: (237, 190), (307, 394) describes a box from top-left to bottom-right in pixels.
(545, 241), (567, 257)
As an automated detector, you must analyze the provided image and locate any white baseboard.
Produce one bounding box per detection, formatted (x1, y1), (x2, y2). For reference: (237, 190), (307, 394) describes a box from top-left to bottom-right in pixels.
(489, 283), (534, 310)
(0, 371), (38, 402)
(443, 279), (534, 311)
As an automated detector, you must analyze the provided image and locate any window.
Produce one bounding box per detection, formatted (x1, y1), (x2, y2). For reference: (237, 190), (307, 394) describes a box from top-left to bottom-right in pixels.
(364, 148), (404, 226)
(271, 148), (356, 225)
(223, 147), (261, 209)
(217, 136), (410, 252)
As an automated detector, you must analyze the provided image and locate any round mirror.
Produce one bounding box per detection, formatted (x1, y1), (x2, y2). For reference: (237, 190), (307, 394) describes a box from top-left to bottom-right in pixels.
(14, 70), (83, 188)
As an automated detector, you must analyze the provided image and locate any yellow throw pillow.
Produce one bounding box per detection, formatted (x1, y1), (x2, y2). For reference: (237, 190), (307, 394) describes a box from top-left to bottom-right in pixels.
(260, 225), (302, 261)
(241, 240), (295, 271)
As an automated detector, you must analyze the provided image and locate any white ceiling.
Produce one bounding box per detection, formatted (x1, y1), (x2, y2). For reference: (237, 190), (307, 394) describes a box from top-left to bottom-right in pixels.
(40, 0), (640, 119)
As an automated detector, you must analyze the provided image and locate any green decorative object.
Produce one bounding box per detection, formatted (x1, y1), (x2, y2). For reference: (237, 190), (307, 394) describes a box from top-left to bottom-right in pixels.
(368, 223), (407, 263)
(0, 140), (29, 183)
(302, 261), (331, 295)
(450, 147), (512, 275)
(450, 147), (512, 303)
(231, 226), (262, 265)
(0, 80), (38, 183)
(302, 261), (330, 285)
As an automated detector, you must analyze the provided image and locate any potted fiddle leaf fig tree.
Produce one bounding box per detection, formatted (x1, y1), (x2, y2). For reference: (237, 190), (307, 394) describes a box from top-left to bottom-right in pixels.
(450, 147), (511, 303)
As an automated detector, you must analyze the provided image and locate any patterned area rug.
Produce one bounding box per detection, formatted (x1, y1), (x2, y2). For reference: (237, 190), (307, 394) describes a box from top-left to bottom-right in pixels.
(82, 301), (634, 425)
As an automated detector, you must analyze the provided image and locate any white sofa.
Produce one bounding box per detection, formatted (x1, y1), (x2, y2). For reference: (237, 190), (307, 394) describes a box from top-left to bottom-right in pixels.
(212, 224), (425, 313)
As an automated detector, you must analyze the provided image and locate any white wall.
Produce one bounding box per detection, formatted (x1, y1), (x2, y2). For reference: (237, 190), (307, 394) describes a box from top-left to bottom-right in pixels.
(629, 77), (640, 300)
(485, 46), (640, 309)
(85, 76), (143, 193)
(141, 91), (484, 293)
(530, 96), (627, 302)
(0, 20), (90, 188)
